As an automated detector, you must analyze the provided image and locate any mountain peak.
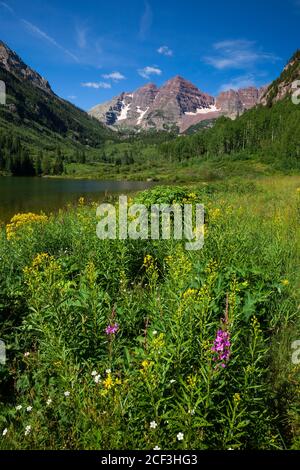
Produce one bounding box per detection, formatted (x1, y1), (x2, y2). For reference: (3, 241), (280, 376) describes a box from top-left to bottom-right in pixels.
(0, 39), (52, 94)
(164, 75), (196, 87)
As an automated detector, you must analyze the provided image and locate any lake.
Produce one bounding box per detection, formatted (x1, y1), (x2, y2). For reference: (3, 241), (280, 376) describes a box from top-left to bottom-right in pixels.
(0, 177), (154, 222)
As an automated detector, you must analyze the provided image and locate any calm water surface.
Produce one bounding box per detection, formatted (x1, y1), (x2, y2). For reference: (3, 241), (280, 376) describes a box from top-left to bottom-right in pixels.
(0, 177), (154, 222)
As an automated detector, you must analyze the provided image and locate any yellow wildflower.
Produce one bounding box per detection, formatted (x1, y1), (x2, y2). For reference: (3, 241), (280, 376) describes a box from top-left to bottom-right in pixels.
(187, 375), (197, 388)
(103, 374), (114, 390)
(6, 212), (48, 240)
(182, 288), (198, 299)
(233, 393), (241, 404)
(210, 208), (221, 220)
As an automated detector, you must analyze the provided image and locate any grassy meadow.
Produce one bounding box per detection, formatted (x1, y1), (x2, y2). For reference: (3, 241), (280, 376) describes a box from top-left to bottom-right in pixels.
(0, 175), (300, 449)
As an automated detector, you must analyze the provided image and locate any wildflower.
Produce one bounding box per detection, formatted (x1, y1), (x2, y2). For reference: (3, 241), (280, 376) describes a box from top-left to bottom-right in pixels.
(105, 323), (119, 335)
(183, 288), (198, 299)
(64, 391), (70, 397)
(281, 279), (289, 286)
(143, 254), (154, 269)
(210, 207), (221, 220)
(6, 212), (48, 240)
(150, 421), (158, 429)
(26, 406), (32, 412)
(233, 393), (241, 404)
(24, 352), (30, 357)
(177, 432), (184, 441)
(91, 370), (98, 376)
(94, 374), (101, 384)
(16, 405), (22, 411)
(106, 369), (111, 374)
(170, 379), (176, 384)
(25, 425), (31, 436)
(152, 330), (158, 336)
(2, 428), (8, 436)
(211, 329), (231, 367)
(46, 398), (52, 406)
(187, 375), (197, 387)
(153, 446), (161, 450)
(188, 409), (195, 415)
(103, 374), (113, 390)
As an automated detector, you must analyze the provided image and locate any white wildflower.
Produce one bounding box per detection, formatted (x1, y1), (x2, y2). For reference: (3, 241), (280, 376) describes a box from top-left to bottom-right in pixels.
(91, 370), (97, 376)
(150, 420), (158, 429)
(26, 406), (32, 412)
(106, 369), (111, 374)
(46, 398), (52, 406)
(25, 425), (31, 436)
(94, 374), (101, 384)
(64, 391), (70, 397)
(153, 445), (161, 450)
(177, 432), (184, 441)
(16, 405), (22, 411)
(2, 428), (8, 436)
(24, 352), (30, 357)
(152, 330), (158, 336)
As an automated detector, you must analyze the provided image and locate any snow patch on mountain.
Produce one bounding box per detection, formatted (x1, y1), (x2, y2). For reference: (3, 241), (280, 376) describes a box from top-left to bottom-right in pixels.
(117, 102), (131, 121)
(185, 103), (220, 116)
(136, 106), (149, 125)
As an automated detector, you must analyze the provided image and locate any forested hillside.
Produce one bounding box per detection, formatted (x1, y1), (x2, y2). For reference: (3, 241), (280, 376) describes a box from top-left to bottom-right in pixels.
(159, 98), (300, 169)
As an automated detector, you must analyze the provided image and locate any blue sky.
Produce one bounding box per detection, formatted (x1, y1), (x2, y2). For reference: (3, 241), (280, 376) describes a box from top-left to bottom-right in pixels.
(0, 0), (299, 110)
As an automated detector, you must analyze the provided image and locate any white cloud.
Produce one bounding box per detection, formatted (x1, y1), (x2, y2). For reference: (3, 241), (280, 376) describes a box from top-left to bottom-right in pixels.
(76, 25), (88, 49)
(157, 45), (173, 57)
(205, 39), (278, 70)
(219, 74), (257, 92)
(21, 19), (79, 62)
(102, 71), (126, 81)
(139, 1), (153, 40)
(0, 2), (14, 13)
(68, 95), (77, 100)
(138, 66), (162, 79)
(81, 82), (111, 89)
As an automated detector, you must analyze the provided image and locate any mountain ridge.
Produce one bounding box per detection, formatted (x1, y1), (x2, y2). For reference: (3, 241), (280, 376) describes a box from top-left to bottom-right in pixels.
(0, 40), (53, 95)
(89, 76), (267, 133)
(0, 40), (115, 148)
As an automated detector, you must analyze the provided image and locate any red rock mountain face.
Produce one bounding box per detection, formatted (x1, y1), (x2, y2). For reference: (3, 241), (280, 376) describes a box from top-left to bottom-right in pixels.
(216, 86), (267, 118)
(89, 76), (264, 133)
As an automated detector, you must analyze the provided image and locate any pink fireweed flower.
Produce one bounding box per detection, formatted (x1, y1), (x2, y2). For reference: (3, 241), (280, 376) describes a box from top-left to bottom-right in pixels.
(211, 329), (231, 368)
(105, 323), (119, 335)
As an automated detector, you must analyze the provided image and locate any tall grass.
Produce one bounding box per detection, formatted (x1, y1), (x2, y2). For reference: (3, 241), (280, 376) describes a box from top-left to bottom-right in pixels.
(0, 176), (300, 449)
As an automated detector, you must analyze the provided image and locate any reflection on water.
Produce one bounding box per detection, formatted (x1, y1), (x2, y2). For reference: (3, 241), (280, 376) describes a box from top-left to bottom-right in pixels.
(0, 177), (154, 222)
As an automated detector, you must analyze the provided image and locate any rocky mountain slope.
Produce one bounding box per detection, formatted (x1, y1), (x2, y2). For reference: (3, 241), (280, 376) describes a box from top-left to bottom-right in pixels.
(0, 41), (52, 94)
(0, 40), (114, 147)
(89, 76), (265, 133)
(260, 49), (300, 105)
